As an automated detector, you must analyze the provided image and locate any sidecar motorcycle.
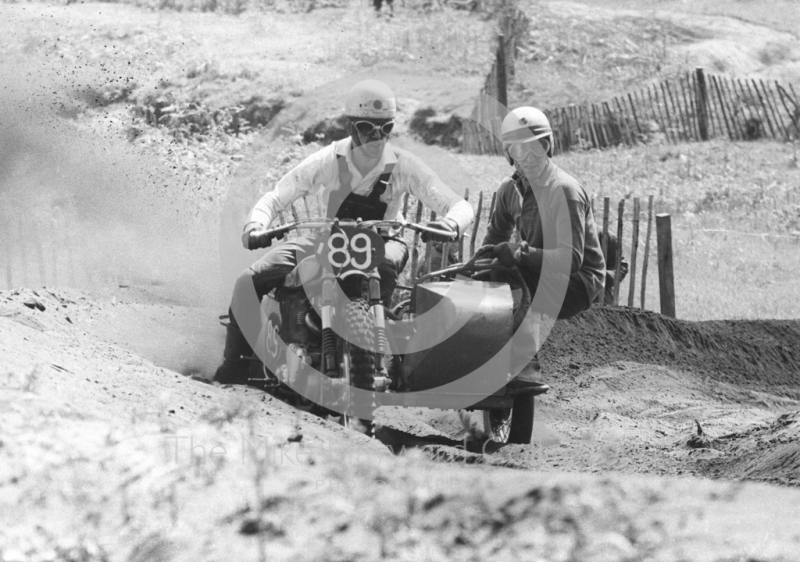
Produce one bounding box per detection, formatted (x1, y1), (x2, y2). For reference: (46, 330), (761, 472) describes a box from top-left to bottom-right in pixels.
(227, 217), (548, 445)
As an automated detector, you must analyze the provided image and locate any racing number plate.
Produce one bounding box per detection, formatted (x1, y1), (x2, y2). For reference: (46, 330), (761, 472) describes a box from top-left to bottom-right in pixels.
(319, 226), (385, 275)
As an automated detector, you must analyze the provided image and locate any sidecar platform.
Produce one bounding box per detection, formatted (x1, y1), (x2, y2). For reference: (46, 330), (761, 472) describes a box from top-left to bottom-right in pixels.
(375, 384), (549, 411)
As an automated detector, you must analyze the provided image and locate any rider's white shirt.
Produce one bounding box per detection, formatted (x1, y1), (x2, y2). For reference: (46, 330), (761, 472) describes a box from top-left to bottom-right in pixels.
(249, 137), (473, 233)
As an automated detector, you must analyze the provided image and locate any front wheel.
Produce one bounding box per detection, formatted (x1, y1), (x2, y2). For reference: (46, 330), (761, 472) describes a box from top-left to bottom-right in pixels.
(341, 299), (376, 436)
(483, 393), (535, 445)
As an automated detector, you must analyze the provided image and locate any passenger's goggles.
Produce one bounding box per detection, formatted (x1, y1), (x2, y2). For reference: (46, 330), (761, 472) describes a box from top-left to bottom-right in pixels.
(353, 120), (395, 137)
(505, 139), (547, 162)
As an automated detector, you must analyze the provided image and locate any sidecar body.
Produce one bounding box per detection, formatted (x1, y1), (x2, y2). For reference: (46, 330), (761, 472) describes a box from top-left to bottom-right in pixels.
(378, 278), (520, 410)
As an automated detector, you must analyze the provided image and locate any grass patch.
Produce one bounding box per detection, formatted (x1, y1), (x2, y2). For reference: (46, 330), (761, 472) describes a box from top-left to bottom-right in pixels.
(510, 0), (711, 107)
(566, 0), (800, 37)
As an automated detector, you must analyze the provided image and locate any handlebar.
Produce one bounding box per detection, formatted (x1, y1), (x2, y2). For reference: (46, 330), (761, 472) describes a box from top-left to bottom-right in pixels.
(261, 217), (458, 242)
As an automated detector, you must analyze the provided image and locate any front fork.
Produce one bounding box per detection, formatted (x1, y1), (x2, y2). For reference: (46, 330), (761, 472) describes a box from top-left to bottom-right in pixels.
(369, 271), (390, 388)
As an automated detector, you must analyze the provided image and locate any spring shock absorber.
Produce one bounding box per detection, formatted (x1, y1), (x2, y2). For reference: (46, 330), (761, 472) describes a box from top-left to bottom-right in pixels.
(321, 273), (338, 376)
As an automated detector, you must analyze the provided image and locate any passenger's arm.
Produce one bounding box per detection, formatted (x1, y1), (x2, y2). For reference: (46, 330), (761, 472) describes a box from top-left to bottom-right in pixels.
(519, 185), (586, 277)
(482, 182), (515, 246)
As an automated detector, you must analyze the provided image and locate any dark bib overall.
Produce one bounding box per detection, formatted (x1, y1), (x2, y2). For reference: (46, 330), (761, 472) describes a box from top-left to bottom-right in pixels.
(327, 154), (395, 221)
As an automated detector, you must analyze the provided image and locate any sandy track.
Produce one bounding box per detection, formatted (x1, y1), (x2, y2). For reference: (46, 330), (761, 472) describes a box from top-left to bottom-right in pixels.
(2, 285), (800, 560)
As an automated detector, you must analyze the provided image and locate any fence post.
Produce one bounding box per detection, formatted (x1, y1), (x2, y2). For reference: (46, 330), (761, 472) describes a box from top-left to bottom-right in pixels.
(457, 189), (468, 262)
(601, 197), (610, 268)
(650, 85), (670, 144)
(723, 77), (747, 139)
(17, 216), (28, 286)
(711, 75), (734, 140)
(612, 199), (625, 305)
(776, 82), (800, 133)
(640, 195), (654, 310)
(496, 34), (507, 109)
(400, 192), (410, 236)
(410, 200), (424, 283)
(761, 80), (788, 139)
(659, 82), (674, 142)
(628, 197), (640, 308)
(747, 79), (776, 139)
(469, 191), (483, 258)
(656, 213), (676, 318)
(34, 224), (46, 286)
(424, 211), (436, 275)
(694, 68), (709, 140)
(627, 92), (642, 140)
(2, 217), (11, 289)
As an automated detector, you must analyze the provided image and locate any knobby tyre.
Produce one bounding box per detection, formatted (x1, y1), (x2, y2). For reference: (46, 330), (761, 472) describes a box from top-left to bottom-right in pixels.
(342, 299), (377, 435)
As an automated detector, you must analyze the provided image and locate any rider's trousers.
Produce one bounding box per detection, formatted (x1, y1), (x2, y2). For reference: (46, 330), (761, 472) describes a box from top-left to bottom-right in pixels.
(225, 235), (409, 360)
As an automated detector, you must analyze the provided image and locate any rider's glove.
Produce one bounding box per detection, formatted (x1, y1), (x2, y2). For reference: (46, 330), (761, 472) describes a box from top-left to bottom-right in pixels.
(490, 241), (520, 267)
(421, 217), (458, 243)
(242, 222), (285, 250)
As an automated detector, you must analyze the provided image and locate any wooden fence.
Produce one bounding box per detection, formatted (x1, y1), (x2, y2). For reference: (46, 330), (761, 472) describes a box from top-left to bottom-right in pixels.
(392, 191), (673, 317)
(463, 65), (800, 155)
(2, 189), (679, 317)
(461, 5), (529, 156)
(545, 69), (800, 155)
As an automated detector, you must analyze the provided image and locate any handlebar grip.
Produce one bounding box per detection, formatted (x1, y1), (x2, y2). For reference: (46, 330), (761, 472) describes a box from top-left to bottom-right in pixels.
(267, 224), (292, 237)
(422, 227), (458, 242)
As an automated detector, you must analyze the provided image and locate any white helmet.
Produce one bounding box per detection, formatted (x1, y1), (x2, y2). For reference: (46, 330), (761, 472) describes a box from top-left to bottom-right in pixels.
(500, 106), (553, 157)
(344, 79), (397, 120)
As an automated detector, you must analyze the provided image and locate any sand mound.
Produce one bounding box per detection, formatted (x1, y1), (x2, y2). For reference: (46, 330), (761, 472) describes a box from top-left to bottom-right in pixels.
(542, 306), (800, 397)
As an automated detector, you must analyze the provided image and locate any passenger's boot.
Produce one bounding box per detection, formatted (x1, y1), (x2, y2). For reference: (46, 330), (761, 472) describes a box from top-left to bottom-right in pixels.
(507, 311), (547, 393)
(213, 311), (254, 385)
(506, 354), (547, 393)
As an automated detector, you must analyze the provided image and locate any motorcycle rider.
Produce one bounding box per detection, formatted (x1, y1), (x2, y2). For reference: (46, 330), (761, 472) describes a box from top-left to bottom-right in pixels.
(214, 79), (474, 384)
(484, 106), (605, 390)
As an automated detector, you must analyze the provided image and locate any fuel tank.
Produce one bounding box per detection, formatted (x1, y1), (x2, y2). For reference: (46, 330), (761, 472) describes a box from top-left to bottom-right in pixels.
(402, 280), (514, 393)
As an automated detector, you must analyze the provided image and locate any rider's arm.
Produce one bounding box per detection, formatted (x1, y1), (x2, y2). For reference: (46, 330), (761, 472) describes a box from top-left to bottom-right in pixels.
(395, 150), (473, 236)
(248, 144), (335, 228)
(482, 180), (515, 246)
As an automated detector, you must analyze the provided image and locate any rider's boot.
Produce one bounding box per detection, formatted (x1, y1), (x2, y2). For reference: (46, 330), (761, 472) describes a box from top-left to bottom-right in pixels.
(213, 310), (254, 385)
(506, 354), (547, 393)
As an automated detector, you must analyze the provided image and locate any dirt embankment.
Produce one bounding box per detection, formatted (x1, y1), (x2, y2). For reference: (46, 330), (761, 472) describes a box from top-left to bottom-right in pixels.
(542, 306), (800, 397)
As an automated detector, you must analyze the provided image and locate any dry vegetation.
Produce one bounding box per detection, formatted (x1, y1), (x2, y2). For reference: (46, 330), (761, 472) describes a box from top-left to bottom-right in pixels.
(511, 1), (710, 107)
(567, 0), (800, 37)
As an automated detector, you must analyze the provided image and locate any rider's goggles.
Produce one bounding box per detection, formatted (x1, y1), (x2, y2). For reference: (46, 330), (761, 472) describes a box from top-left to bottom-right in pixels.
(353, 120), (395, 137)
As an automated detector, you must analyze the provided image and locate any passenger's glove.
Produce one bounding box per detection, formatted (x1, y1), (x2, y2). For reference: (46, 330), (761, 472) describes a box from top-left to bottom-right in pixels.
(421, 218), (458, 243)
(490, 241), (520, 267)
(516, 241), (543, 272)
(241, 222), (285, 250)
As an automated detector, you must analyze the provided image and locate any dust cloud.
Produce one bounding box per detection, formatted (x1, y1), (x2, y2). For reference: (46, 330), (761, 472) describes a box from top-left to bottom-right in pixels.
(0, 61), (222, 304)
(1, 60), (226, 376)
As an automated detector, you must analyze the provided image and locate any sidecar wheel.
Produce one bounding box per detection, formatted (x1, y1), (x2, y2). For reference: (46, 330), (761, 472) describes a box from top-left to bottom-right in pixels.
(507, 393), (534, 444)
(483, 393), (534, 445)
